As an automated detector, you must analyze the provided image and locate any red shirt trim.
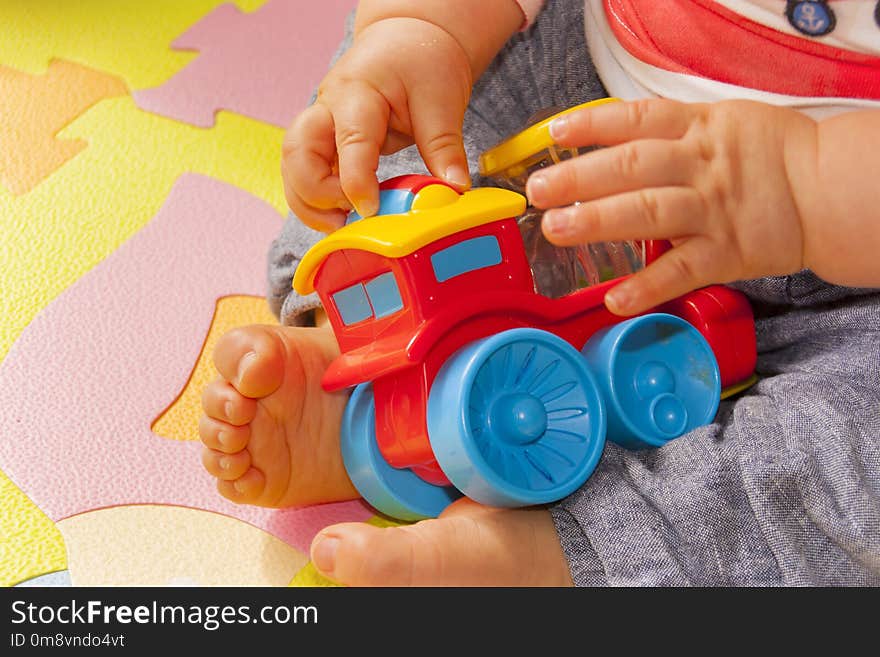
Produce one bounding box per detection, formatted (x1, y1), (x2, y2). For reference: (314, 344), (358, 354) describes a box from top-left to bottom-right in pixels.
(603, 0), (880, 99)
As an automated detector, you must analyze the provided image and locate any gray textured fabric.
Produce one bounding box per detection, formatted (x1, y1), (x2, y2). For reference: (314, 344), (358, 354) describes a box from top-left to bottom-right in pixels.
(555, 288), (880, 586)
(268, 0), (880, 585)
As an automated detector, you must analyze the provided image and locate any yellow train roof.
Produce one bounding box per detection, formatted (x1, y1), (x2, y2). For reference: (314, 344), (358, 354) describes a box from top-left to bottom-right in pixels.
(293, 184), (526, 294)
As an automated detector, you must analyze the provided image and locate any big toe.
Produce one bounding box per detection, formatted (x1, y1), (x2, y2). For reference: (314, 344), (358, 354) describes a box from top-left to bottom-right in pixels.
(310, 523), (428, 586)
(310, 500), (572, 587)
(309, 516), (497, 586)
(213, 326), (285, 399)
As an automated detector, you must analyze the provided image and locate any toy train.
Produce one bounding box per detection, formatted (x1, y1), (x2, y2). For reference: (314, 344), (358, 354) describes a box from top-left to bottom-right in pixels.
(293, 174), (756, 520)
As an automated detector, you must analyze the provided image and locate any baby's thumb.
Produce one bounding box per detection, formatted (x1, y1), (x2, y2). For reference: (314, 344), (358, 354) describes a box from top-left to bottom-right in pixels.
(410, 98), (470, 190)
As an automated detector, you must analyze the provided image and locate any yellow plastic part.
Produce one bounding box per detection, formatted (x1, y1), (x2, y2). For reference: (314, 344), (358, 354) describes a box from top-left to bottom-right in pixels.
(720, 373), (759, 400)
(409, 183), (460, 211)
(478, 97), (620, 178)
(293, 186), (527, 294)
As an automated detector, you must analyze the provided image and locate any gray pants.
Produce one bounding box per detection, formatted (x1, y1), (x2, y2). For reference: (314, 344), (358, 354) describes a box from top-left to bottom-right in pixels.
(269, 0), (880, 585)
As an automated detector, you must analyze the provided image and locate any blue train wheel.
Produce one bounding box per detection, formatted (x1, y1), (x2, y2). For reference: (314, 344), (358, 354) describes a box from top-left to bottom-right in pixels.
(427, 328), (607, 507)
(341, 383), (460, 521)
(581, 313), (721, 449)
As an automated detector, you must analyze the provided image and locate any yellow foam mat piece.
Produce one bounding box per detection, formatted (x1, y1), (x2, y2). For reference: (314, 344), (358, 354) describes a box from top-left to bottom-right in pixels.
(0, 0), (266, 90)
(288, 515), (406, 587)
(0, 470), (67, 587)
(0, 96), (286, 364)
(153, 295), (279, 441)
(58, 505), (308, 586)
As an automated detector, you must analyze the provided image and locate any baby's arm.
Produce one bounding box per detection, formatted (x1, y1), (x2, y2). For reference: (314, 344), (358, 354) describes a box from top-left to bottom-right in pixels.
(282, 0), (523, 230)
(354, 0), (525, 78)
(791, 110), (880, 288)
(526, 100), (880, 315)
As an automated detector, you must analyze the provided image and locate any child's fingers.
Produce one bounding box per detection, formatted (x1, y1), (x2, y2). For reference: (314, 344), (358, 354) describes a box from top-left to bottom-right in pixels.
(409, 89), (470, 190)
(541, 187), (702, 246)
(527, 139), (693, 209)
(281, 104), (347, 211)
(380, 128), (415, 155)
(286, 188), (348, 233)
(550, 98), (704, 147)
(604, 240), (714, 316)
(330, 84), (391, 218)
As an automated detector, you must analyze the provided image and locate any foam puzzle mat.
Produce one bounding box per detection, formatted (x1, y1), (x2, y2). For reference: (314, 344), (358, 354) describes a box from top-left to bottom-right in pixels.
(0, 0), (374, 587)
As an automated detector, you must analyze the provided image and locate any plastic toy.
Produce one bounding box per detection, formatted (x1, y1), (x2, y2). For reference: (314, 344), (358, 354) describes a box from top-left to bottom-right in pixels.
(480, 97), (646, 299)
(292, 101), (757, 521)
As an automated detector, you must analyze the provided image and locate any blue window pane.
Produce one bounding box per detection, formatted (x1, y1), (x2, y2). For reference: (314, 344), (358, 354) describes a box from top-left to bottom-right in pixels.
(431, 235), (502, 283)
(344, 189), (415, 225)
(365, 272), (404, 319)
(332, 283), (372, 325)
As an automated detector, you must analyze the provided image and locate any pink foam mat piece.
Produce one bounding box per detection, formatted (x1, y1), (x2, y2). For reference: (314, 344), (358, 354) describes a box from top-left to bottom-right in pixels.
(134, 0), (356, 128)
(0, 174), (371, 553)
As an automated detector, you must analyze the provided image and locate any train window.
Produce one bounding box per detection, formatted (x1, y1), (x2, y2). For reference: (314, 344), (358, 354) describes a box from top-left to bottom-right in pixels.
(431, 235), (502, 283)
(365, 272), (403, 319)
(332, 283), (372, 326)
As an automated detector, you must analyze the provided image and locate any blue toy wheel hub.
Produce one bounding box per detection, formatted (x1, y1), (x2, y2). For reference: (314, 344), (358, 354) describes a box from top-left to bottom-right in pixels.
(429, 328), (608, 507)
(487, 392), (548, 445)
(635, 361), (676, 397)
(649, 392), (688, 437)
(580, 313), (721, 449)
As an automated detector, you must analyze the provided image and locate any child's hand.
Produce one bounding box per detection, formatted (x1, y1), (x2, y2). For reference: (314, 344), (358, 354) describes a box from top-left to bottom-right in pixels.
(282, 0), (524, 232)
(282, 17), (473, 231)
(526, 99), (820, 316)
(309, 498), (573, 586)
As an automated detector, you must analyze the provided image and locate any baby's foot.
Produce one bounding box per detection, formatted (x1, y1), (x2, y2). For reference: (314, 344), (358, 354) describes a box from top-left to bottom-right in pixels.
(199, 324), (358, 507)
(310, 499), (574, 586)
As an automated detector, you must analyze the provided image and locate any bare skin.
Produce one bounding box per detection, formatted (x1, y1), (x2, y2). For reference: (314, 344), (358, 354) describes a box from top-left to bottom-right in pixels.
(529, 99), (880, 315)
(200, 324), (573, 586)
(310, 498), (572, 586)
(200, 324), (357, 508)
(281, 0), (523, 229)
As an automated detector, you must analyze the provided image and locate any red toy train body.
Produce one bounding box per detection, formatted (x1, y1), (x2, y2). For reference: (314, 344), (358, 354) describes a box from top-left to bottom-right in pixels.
(293, 175), (756, 520)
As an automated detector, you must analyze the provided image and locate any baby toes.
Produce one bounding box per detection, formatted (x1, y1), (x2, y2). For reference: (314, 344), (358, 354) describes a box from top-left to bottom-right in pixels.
(201, 379), (257, 426)
(213, 326), (285, 400)
(198, 415), (250, 453)
(217, 468), (267, 505)
(201, 447), (252, 481)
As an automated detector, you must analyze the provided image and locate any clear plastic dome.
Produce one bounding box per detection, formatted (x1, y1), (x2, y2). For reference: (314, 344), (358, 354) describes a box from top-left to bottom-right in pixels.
(518, 209), (643, 299)
(480, 105), (644, 299)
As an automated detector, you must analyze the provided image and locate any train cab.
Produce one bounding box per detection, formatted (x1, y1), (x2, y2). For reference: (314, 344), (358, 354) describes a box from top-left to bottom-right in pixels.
(294, 175), (529, 391)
